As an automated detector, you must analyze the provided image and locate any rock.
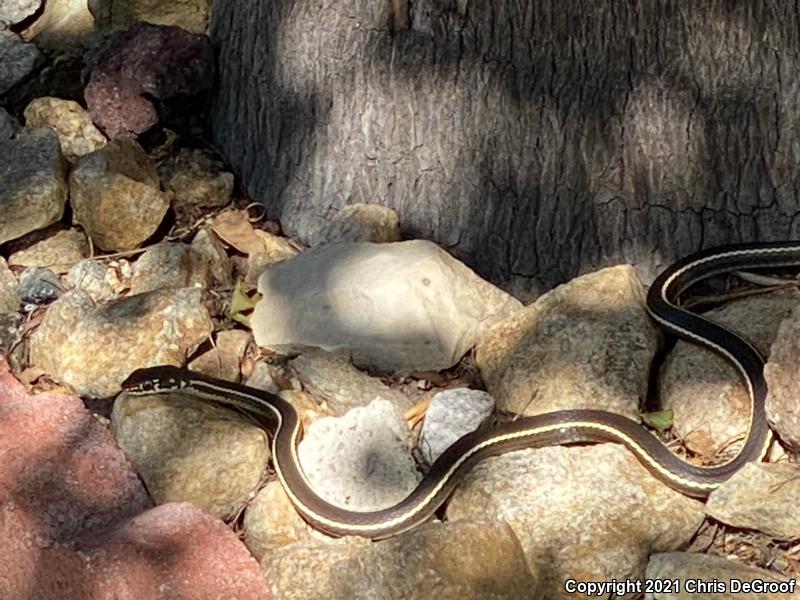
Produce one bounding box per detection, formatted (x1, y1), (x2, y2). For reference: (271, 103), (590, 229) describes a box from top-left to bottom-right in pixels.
(289, 349), (414, 415)
(447, 444), (704, 599)
(251, 240), (523, 374)
(646, 552), (800, 599)
(29, 287), (213, 397)
(0, 26), (41, 94)
(19, 0), (96, 51)
(243, 481), (317, 561)
(418, 388), (495, 463)
(297, 398), (420, 511)
(0, 128), (67, 246)
(8, 227), (88, 273)
(90, 0), (210, 33)
(68, 138), (170, 251)
(129, 242), (214, 294)
(765, 306), (800, 450)
(265, 521), (537, 600)
(0, 106), (19, 139)
(23, 97), (106, 163)
(159, 147), (234, 212)
(0, 357), (151, 545)
(0, 257), (19, 313)
(661, 290), (800, 457)
(190, 227), (233, 289)
(82, 22), (214, 138)
(476, 265), (657, 418)
(112, 391), (269, 519)
(18, 266), (63, 304)
(318, 203), (402, 244)
(244, 360), (281, 395)
(706, 462), (800, 540)
(0, 0), (41, 24)
(64, 258), (117, 302)
(0, 312), (21, 355)
(189, 328), (251, 381)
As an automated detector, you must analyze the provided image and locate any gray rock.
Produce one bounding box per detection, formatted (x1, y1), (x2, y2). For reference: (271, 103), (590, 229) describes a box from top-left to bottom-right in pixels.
(18, 266), (63, 304)
(418, 387), (495, 464)
(0, 128), (67, 246)
(289, 348), (413, 415)
(0, 27), (41, 94)
(706, 462), (800, 540)
(0, 0), (41, 25)
(0, 311), (21, 355)
(296, 398), (420, 511)
(65, 259), (116, 302)
(0, 106), (19, 140)
(251, 240), (523, 374)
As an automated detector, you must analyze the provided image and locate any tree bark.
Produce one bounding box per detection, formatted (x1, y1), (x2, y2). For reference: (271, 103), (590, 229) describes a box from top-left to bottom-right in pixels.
(209, 1), (800, 299)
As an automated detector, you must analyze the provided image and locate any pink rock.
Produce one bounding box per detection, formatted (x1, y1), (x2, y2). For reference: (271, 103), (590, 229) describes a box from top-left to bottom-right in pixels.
(80, 503), (272, 600)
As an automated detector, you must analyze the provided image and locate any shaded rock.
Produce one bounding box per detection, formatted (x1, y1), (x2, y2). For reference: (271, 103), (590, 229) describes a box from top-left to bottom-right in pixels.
(29, 287), (213, 397)
(418, 387), (495, 463)
(64, 258), (116, 302)
(447, 444), (704, 599)
(661, 290), (800, 457)
(18, 266), (63, 304)
(23, 96), (106, 163)
(129, 242), (213, 294)
(83, 22), (214, 138)
(289, 348), (413, 415)
(112, 391), (268, 518)
(765, 305), (800, 450)
(90, 0), (210, 33)
(8, 227), (88, 273)
(318, 203), (402, 244)
(189, 328), (251, 381)
(265, 521), (537, 600)
(0, 0), (41, 25)
(476, 265), (657, 419)
(0, 312), (21, 354)
(297, 398), (420, 511)
(244, 360), (281, 395)
(0, 128), (67, 245)
(19, 0), (96, 51)
(190, 227), (233, 289)
(0, 106), (19, 139)
(646, 552), (800, 599)
(0, 257), (19, 313)
(0, 27), (42, 94)
(68, 138), (169, 251)
(159, 147), (234, 212)
(252, 240), (523, 374)
(244, 481), (317, 561)
(706, 462), (800, 540)
(0, 357), (151, 547)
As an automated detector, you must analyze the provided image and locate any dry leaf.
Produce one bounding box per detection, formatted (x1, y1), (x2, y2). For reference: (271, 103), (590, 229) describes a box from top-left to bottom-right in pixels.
(210, 209), (265, 256)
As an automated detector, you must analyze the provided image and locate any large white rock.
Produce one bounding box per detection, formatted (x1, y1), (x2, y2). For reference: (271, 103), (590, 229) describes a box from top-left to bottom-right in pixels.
(251, 240), (523, 373)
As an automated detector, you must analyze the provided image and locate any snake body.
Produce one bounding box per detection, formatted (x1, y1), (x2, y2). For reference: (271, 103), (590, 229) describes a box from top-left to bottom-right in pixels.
(122, 242), (800, 539)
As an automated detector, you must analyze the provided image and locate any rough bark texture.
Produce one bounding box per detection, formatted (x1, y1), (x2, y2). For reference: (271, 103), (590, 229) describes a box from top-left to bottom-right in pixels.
(209, 1), (800, 299)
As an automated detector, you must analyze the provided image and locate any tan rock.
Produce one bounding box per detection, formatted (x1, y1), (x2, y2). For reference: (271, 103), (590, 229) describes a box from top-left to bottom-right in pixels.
(8, 227), (88, 273)
(29, 287), (213, 397)
(476, 264), (657, 419)
(129, 242), (214, 294)
(318, 203), (401, 244)
(765, 305), (800, 450)
(23, 97), (106, 162)
(69, 139), (169, 251)
(112, 392), (269, 518)
(0, 258), (19, 313)
(189, 328), (251, 381)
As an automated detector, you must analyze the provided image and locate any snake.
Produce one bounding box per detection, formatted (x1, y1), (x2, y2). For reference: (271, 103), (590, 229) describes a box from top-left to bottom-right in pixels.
(121, 241), (800, 539)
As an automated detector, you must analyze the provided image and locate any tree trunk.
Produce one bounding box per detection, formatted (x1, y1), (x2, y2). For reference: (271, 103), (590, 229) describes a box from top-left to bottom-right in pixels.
(209, 1), (800, 299)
